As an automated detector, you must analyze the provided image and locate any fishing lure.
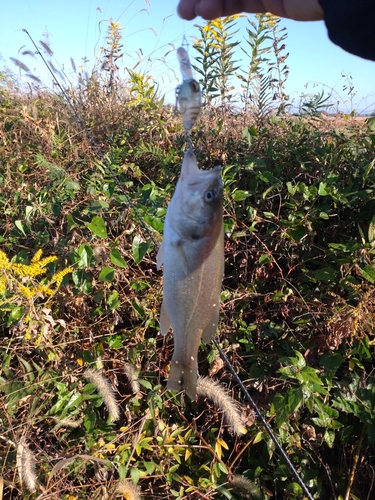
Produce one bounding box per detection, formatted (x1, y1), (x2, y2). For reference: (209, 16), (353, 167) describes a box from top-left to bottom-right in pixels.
(175, 46), (202, 133)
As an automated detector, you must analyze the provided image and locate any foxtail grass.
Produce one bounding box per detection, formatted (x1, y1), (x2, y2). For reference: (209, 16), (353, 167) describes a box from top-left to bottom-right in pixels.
(84, 368), (120, 422)
(16, 437), (37, 493)
(196, 376), (247, 436)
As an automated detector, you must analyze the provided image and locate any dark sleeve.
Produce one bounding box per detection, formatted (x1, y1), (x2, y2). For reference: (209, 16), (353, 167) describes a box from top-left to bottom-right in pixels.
(318, 0), (375, 61)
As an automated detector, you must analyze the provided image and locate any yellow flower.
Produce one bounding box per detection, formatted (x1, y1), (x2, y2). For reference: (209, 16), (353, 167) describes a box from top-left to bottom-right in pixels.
(17, 284), (36, 299)
(0, 250), (11, 270)
(35, 285), (54, 296)
(12, 263), (47, 277)
(31, 249), (43, 263)
(0, 275), (6, 294)
(11, 255), (58, 278)
(51, 267), (73, 288)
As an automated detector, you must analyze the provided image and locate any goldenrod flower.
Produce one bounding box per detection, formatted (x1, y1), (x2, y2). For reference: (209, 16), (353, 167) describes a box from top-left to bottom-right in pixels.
(17, 284), (36, 299)
(31, 249), (43, 263)
(12, 255), (58, 278)
(0, 250), (11, 270)
(0, 249), (73, 339)
(0, 274), (6, 294)
(35, 285), (54, 296)
(12, 263), (47, 277)
(50, 267), (73, 288)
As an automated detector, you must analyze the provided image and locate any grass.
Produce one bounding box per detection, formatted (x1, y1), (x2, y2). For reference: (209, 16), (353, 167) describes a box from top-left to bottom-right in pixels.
(1, 15), (375, 500)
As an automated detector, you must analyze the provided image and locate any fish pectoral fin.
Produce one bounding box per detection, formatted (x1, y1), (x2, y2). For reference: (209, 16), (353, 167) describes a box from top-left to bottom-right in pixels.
(156, 240), (165, 270)
(201, 300), (220, 344)
(169, 240), (189, 275)
(159, 302), (171, 336)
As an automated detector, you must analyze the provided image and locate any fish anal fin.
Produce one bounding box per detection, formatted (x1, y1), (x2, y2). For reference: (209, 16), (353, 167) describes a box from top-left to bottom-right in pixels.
(156, 240), (165, 270)
(159, 302), (171, 336)
(167, 358), (198, 400)
(201, 300), (220, 344)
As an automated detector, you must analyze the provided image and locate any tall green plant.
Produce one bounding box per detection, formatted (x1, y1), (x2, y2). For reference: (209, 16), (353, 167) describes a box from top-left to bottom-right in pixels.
(100, 19), (124, 94)
(193, 16), (242, 107)
(238, 14), (290, 121)
(268, 17), (290, 112)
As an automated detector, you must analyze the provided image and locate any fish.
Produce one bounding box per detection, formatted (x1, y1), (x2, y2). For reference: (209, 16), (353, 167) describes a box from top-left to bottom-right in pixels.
(156, 149), (224, 399)
(175, 46), (202, 131)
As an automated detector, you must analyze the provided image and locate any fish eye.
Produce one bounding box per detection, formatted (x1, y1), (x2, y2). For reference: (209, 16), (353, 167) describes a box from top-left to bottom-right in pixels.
(204, 190), (215, 202)
(191, 80), (200, 93)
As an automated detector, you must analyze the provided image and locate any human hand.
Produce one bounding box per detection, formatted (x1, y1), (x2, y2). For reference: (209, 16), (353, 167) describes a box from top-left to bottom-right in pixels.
(177, 0), (324, 21)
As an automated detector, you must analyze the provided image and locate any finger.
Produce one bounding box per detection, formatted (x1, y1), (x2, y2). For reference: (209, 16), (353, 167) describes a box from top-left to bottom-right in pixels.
(194, 0), (226, 19)
(177, 0), (200, 20)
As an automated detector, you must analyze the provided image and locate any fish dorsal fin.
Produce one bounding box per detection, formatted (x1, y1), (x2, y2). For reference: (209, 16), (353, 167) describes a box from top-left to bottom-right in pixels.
(156, 240), (165, 270)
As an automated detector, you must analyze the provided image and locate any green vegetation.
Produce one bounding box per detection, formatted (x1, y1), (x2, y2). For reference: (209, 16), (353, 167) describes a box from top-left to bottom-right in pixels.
(1, 14), (375, 500)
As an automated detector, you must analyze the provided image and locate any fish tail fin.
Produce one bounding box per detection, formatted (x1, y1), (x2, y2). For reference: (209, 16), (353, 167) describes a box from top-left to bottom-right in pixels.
(167, 358), (198, 400)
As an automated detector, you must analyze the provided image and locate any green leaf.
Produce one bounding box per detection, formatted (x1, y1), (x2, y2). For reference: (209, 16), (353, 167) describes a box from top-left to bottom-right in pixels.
(232, 190), (250, 202)
(14, 220), (28, 236)
(84, 412), (96, 431)
(108, 336), (123, 349)
(72, 270), (93, 294)
(98, 267), (115, 282)
(132, 235), (150, 264)
(286, 482), (303, 494)
(107, 290), (120, 310)
(144, 215), (164, 232)
(66, 214), (78, 232)
(318, 182), (329, 196)
(218, 461), (228, 474)
(351, 337), (371, 361)
(259, 254), (272, 265)
(285, 386), (303, 415)
(118, 464), (127, 481)
(224, 217), (236, 236)
(65, 179), (80, 191)
(296, 366), (323, 386)
(323, 429), (335, 448)
(287, 225), (309, 241)
(9, 306), (24, 322)
(320, 352), (342, 375)
(87, 216), (107, 238)
(72, 244), (94, 268)
(25, 205), (34, 219)
(138, 379), (152, 390)
(63, 392), (83, 412)
(109, 249), (127, 268)
(131, 467), (140, 484)
(313, 267), (337, 282)
(359, 264), (375, 284)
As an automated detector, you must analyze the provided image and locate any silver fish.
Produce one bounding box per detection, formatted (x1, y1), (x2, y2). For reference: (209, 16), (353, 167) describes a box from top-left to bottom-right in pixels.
(156, 150), (224, 399)
(175, 46), (202, 131)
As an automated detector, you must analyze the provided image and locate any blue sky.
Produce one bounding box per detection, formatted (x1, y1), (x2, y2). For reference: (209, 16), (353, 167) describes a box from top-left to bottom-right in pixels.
(1, 0), (374, 113)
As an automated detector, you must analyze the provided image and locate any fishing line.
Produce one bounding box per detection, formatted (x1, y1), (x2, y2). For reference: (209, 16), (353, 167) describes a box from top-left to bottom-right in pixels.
(24, 28), (313, 499)
(213, 338), (314, 500)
